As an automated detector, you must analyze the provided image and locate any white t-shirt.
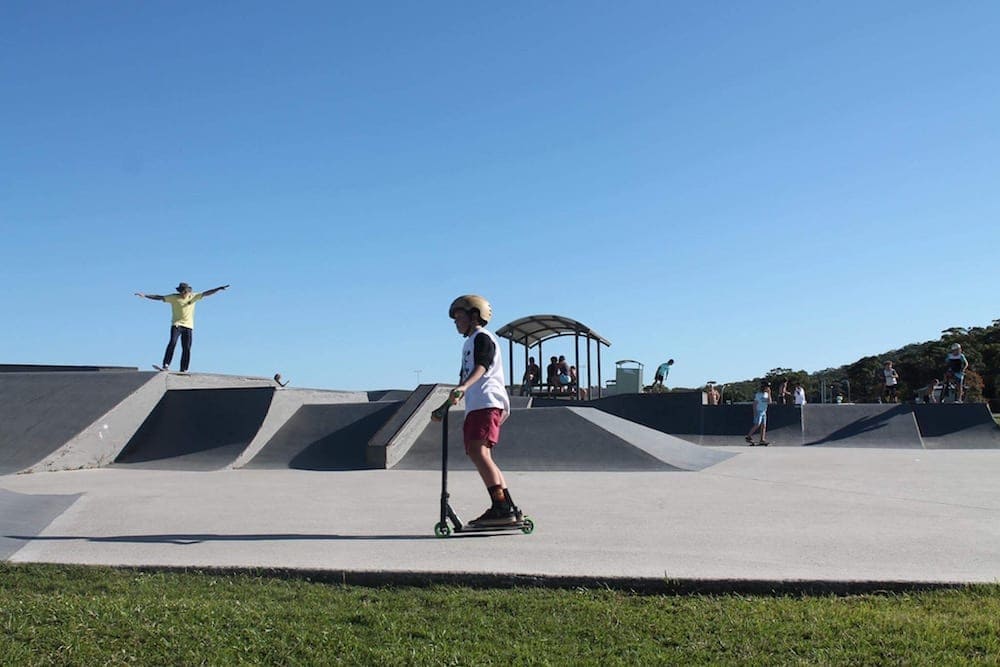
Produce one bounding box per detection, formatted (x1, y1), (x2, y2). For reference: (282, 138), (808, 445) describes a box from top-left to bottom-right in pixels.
(460, 328), (510, 416)
(794, 387), (806, 405)
(883, 368), (898, 386)
(753, 390), (770, 413)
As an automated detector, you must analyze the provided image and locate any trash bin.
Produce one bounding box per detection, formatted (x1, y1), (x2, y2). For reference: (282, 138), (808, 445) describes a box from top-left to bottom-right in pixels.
(614, 360), (644, 394)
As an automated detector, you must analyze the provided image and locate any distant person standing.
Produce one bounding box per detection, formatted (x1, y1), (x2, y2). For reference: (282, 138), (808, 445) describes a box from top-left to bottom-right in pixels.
(745, 381), (771, 446)
(706, 384), (720, 405)
(135, 282), (229, 373)
(794, 383), (807, 406)
(653, 359), (674, 389)
(882, 361), (900, 403)
(778, 379), (791, 405)
(945, 343), (969, 402)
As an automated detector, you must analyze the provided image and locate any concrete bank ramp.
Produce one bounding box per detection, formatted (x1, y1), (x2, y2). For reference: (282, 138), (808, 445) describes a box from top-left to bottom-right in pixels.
(367, 384), (455, 469)
(394, 406), (735, 472)
(0, 371), (158, 474)
(243, 402), (402, 470)
(914, 404), (1000, 449)
(114, 388), (274, 470)
(801, 404), (923, 448)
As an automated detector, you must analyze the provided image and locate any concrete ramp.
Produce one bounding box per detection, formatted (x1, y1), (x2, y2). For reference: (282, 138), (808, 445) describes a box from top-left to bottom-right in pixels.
(395, 406), (735, 471)
(914, 404), (1000, 449)
(0, 371), (158, 474)
(568, 407), (735, 470)
(802, 404), (923, 448)
(244, 402), (402, 470)
(114, 388), (274, 470)
(367, 384), (455, 468)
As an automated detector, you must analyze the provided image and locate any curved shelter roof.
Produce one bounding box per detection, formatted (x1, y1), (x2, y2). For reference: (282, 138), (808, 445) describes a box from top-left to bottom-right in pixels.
(495, 314), (611, 348)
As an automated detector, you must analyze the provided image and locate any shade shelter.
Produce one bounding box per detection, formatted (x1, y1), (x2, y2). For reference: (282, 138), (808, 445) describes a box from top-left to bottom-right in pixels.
(495, 315), (612, 399)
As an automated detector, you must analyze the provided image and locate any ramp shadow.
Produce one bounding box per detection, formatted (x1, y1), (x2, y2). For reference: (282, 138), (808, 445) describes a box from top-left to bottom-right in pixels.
(803, 404), (915, 446)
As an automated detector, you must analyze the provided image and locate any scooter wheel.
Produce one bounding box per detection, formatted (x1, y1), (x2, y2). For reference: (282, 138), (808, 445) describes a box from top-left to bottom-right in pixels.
(520, 517), (535, 534)
(434, 522), (451, 537)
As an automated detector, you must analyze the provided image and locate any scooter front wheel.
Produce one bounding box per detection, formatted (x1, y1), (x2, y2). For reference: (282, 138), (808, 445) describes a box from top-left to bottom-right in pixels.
(434, 521), (451, 537)
(520, 517), (535, 534)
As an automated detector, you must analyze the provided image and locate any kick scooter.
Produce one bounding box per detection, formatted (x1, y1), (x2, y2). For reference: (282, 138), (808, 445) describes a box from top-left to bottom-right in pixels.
(430, 391), (534, 537)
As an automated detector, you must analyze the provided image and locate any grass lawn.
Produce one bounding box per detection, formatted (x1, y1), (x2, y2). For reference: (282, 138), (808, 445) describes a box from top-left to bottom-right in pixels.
(2, 564), (1000, 665)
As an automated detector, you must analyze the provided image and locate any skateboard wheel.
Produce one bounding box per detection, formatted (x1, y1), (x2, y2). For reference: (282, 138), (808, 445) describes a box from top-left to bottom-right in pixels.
(434, 522), (451, 537)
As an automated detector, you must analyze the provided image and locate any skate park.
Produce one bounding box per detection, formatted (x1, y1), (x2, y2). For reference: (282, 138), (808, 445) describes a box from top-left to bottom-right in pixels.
(2, 361), (1000, 591)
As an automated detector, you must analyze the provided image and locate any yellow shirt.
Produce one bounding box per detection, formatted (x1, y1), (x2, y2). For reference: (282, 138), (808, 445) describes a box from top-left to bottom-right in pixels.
(163, 292), (203, 328)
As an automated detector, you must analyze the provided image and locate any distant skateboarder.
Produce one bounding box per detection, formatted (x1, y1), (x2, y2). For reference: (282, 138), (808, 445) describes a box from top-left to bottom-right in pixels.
(135, 282), (229, 373)
(882, 361), (899, 403)
(745, 381), (771, 446)
(944, 343), (969, 402)
(653, 359), (674, 389)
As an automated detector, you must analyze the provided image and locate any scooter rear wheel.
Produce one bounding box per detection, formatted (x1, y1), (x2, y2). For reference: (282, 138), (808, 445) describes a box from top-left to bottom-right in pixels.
(520, 517), (535, 534)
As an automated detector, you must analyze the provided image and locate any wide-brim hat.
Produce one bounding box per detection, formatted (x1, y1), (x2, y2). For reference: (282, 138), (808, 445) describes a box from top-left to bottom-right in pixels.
(176, 282), (192, 292)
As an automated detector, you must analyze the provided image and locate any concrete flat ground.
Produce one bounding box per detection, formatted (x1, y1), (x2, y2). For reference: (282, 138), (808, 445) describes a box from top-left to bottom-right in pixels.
(3, 446), (1000, 588)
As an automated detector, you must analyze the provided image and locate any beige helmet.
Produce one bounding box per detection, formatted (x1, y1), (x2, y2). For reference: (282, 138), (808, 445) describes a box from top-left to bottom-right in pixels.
(950, 343), (962, 351)
(449, 294), (492, 325)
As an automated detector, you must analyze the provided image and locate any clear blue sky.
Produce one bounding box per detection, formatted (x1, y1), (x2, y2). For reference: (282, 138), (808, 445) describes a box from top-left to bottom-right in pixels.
(3, 2), (998, 391)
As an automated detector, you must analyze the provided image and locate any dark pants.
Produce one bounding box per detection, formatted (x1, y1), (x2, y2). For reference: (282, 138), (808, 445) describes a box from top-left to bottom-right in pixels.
(163, 325), (193, 371)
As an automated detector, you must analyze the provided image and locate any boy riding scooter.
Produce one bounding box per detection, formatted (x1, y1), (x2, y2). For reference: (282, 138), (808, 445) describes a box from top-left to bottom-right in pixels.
(441, 294), (520, 526)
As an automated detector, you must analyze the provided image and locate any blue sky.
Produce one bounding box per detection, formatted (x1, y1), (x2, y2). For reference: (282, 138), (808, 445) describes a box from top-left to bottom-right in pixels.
(3, 2), (998, 391)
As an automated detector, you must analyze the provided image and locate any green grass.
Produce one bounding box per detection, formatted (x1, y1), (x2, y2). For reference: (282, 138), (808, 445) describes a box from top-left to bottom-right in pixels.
(3, 564), (1000, 665)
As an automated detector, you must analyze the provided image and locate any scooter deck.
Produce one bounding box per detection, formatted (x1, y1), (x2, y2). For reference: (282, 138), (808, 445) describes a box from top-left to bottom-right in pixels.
(435, 512), (535, 537)
(456, 518), (533, 534)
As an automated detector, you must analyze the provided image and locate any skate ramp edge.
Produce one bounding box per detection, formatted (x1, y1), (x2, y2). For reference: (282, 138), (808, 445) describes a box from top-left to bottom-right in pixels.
(114, 387), (275, 471)
(244, 402), (402, 470)
(27, 372), (167, 473)
(0, 371), (163, 474)
(568, 407), (737, 471)
(232, 388), (374, 468)
(914, 404), (1000, 449)
(370, 384), (457, 469)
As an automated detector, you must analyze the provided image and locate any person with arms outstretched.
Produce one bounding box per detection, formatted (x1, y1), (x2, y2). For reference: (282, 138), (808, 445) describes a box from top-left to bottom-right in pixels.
(135, 282), (229, 373)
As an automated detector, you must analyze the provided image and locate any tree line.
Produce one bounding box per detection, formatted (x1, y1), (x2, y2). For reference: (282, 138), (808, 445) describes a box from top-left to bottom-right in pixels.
(706, 319), (1000, 406)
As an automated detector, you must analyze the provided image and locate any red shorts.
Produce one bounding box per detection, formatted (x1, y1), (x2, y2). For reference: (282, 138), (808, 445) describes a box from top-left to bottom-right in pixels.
(463, 407), (503, 452)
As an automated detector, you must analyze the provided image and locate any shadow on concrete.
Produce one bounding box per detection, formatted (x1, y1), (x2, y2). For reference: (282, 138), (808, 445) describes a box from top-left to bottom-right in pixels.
(0, 488), (82, 559)
(802, 404), (922, 447)
(5, 532), (495, 544)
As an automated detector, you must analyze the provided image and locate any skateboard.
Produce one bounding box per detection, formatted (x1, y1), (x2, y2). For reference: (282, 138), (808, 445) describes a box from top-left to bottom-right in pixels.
(152, 365), (188, 374)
